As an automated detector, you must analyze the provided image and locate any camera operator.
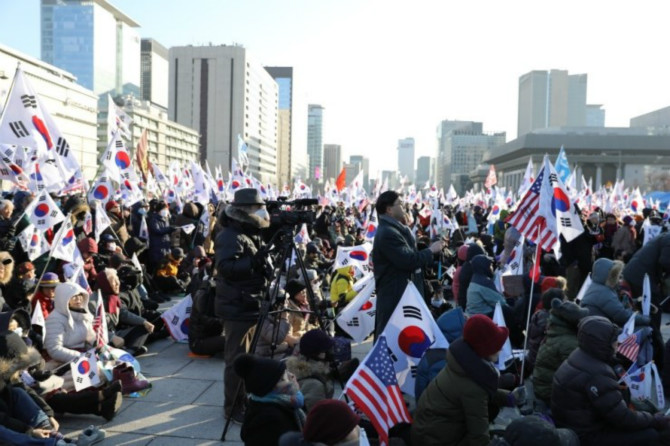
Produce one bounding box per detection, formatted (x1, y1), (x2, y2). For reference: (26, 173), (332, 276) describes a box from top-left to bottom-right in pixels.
(214, 188), (271, 423)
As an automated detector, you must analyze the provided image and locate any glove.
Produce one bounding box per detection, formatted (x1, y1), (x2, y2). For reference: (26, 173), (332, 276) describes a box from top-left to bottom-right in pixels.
(652, 413), (670, 430)
(506, 386), (527, 407)
(252, 250), (267, 271)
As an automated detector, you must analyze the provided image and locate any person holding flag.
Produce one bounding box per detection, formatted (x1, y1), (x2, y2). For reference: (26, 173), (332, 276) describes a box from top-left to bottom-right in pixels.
(372, 190), (444, 339)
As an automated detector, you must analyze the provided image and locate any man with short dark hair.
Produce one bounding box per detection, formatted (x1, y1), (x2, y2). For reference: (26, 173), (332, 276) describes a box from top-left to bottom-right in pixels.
(372, 190), (443, 338)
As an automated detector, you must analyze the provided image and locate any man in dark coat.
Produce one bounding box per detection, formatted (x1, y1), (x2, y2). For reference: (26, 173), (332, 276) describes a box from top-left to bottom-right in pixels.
(552, 315), (670, 445)
(214, 188), (271, 421)
(147, 200), (177, 272)
(372, 190), (443, 338)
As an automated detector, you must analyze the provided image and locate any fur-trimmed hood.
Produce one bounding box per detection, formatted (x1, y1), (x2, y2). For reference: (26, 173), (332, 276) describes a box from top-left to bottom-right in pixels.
(224, 205), (270, 229)
(591, 258), (624, 288)
(0, 346), (41, 382)
(0, 252), (14, 285)
(285, 355), (331, 381)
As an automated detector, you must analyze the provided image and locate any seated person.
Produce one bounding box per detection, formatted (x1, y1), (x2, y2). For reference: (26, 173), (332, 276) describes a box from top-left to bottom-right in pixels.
(279, 399), (363, 446)
(286, 329), (335, 411)
(154, 248), (190, 294)
(30, 273), (60, 321)
(188, 279), (225, 357)
(329, 266), (357, 313)
(285, 280), (319, 338)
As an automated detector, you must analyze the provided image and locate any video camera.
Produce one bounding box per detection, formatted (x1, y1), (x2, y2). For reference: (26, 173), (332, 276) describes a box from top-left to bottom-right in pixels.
(266, 198), (318, 227)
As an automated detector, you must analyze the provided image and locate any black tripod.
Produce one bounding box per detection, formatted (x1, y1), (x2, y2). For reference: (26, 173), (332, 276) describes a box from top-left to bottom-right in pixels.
(220, 224), (332, 441)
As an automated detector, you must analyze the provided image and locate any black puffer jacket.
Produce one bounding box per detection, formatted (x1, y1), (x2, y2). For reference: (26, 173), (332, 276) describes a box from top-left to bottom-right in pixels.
(147, 211), (175, 264)
(551, 316), (654, 442)
(623, 232), (670, 292)
(189, 279), (223, 343)
(214, 205), (268, 321)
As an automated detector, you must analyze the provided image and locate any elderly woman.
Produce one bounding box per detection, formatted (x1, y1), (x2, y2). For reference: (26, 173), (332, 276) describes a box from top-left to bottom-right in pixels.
(0, 200), (15, 253)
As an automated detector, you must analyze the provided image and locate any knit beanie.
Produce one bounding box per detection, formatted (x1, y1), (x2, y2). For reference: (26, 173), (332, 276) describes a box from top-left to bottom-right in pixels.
(285, 280), (306, 299)
(233, 354), (286, 396)
(462, 314), (509, 358)
(105, 200), (119, 212)
(551, 299), (590, 327)
(299, 329), (335, 360)
(0, 331), (28, 359)
(303, 399), (360, 445)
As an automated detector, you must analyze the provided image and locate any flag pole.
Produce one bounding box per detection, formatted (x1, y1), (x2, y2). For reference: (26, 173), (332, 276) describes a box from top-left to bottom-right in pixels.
(519, 225), (542, 384)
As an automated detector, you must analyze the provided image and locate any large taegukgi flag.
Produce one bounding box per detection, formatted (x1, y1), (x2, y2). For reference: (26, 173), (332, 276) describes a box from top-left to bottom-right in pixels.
(379, 282), (449, 396)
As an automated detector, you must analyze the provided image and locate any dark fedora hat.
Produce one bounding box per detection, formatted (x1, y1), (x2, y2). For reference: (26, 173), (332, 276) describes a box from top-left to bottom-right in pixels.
(232, 188), (264, 206)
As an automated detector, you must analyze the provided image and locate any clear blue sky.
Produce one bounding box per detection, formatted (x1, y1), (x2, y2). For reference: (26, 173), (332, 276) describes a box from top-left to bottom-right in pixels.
(3, 0), (670, 175)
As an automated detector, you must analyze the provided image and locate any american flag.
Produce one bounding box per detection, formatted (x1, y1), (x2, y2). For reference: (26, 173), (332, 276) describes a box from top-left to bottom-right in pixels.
(506, 166), (557, 251)
(618, 331), (641, 363)
(344, 336), (411, 446)
(92, 291), (108, 348)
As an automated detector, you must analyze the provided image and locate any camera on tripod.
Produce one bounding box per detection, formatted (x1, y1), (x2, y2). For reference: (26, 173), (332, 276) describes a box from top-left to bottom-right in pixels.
(266, 198), (318, 228)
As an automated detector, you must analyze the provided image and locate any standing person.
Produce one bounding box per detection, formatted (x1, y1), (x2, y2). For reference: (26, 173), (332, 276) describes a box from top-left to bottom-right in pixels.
(214, 188), (271, 423)
(146, 200), (177, 273)
(372, 191), (443, 338)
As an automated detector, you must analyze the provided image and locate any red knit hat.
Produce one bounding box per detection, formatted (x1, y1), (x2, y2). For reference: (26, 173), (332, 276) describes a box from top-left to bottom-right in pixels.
(463, 314), (509, 358)
(303, 399), (360, 444)
(540, 277), (559, 294)
(105, 200), (119, 212)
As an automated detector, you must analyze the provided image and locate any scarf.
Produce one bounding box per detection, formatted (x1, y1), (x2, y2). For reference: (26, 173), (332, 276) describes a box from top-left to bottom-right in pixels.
(449, 338), (499, 398)
(249, 381), (307, 427)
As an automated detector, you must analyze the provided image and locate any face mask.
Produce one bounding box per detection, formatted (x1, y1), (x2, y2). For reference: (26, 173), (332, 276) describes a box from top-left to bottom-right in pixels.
(107, 243), (117, 252)
(12, 327), (22, 337)
(138, 208), (147, 216)
(24, 278), (36, 287)
(160, 209), (169, 218)
(254, 209), (269, 220)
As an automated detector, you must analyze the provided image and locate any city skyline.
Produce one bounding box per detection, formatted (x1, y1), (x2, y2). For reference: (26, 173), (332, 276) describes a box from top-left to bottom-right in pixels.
(3, 0), (670, 177)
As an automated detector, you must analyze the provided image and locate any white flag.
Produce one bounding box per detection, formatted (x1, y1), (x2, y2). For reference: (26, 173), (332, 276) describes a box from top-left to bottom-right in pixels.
(334, 243), (373, 272)
(30, 300), (45, 340)
(294, 223), (311, 244)
(139, 215), (149, 241)
(492, 302), (513, 370)
(618, 313), (636, 343)
(100, 130), (133, 182)
(17, 224), (50, 261)
(161, 295), (193, 342)
(180, 223), (195, 235)
(22, 191), (65, 231)
(336, 275), (377, 343)
(51, 217), (76, 263)
(575, 273), (592, 303)
(88, 170), (115, 205)
(364, 208), (378, 242)
(642, 219), (662, 246)
(501, 235), (525, 276)
(94, 200), (112, 243)
(70, 349), (101, 392)
(381, 282), (449, 395)
(107, 94), (132, 141)
(642, 273), (651, 317)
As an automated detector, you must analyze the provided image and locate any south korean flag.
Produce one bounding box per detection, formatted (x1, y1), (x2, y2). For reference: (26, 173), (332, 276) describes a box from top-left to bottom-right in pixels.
(22, 191), (65, 230)
(71, 349), (101, 392)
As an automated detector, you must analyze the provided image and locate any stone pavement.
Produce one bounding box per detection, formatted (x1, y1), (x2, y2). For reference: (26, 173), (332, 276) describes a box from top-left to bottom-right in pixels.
(56, 298), (670, 444)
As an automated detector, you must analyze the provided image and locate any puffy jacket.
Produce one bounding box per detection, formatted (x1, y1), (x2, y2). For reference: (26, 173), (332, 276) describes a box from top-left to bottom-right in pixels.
(188, 279), (223, 344)
(147, 211), (175, 263)
(214, 205), (268, 321)
(623, 231), (670, 290)
(466, 255), (506, 316)
(372, 214), (433, 337)
(414, 307), (466, 399)
(285, 355), (334, 412)
(44, 283), (95, 364)
(412, 338), (509, 446)
(582, 258), (649, 327)
(329, 267), (357, 307)
(551, 316), (654, 442)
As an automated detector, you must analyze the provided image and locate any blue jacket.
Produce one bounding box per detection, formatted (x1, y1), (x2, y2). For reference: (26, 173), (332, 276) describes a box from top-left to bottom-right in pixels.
(466, 255), (506, 316)
(147, 212), (174, 263)
(414, 308), (466, 400)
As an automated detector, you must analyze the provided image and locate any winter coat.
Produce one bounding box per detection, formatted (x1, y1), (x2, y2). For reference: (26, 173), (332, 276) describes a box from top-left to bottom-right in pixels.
(525, 309), (549, 370)
(96, 271), (146, 338)
(3, 277), (32, 314)
(147, 211), (175, 264)
(415, 307), (466, 400)
(256, 315), (291, 357)
(466, 255), (506, 316)
(44, 284), (96, 364)
(171, 203), (204, 252)
(287, 299), (317, 338)
(457, 243), (486, 309)
(582, 258), (649, 327)
(188, 279), (223, 344)
(214, 205), (268, 321)
(241, 400), (303, 446)
(612, 225), (637, 258)
(103, 212), (129, 246)
(623, 231), (670, 291)
(532, 313), (580, 403)
(285, 355), (333, 412)
(372, 214), (433, 337)
(30, 289), (54, 322)
(551, 316), (655, 443)
(329, 267), (357, 306)
(412, 338), (509, 446)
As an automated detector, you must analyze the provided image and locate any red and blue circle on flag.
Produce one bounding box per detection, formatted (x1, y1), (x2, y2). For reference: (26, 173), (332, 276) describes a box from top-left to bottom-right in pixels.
(491, 205), (500, 216)
(93, 185), (109, 200)
(551, 188), (571, 215)
(115, 151), (131, 169)
(30, 234), (39, 247)
(349, 250), (368, 261)
(77, 360), (91, 374)
(34, 203), (50, 218)
(359, 300), (373, 311)
(180, 317), (190, 334)
(62, 229), (74, 246)
(217, 180), (224, 192)
(398, 326), (432, 358)
(366, 224), (377, 238)
(231, 180), (241, 190)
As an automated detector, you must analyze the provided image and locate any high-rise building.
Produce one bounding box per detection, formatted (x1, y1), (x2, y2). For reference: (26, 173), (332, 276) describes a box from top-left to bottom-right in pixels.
(517, 69), (605, 136)
(343, 162), (360, 184)
(0, 43), (98, 179)
(349, 155), (369, 190)
(323, 144), (342, 182)
(169, 45), (278, 184)
(307, 104), (324, 183)
(41, 0), (141, 97)
(586, 104), (606, 127)
(98, 95), (200, 171)
(397, 138), (415, 183)
(265, 67), (293, 187)
(416, 156), (434, 185)
(436, 120), (505, 194)
(140, 39), (168, 109)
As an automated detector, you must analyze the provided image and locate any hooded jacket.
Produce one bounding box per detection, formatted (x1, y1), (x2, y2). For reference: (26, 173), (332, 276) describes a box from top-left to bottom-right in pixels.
(466, 255), (506, 316)
(414, 307), (466, 400)
(329, 267), (357, 306)
(457, 243), (486, 309)
(147, 210), (175, 263)
(582, 258), (649, 327)
(44, 283), (96, 364)
(214, 205), (269, 321)
(623, 231), (670, 291)
(551, 316), (654, 442)
(285, 355), (334, 412)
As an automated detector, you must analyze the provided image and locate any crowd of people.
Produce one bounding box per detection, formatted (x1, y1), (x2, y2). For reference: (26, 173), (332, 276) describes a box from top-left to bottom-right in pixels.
(0, 183), (667, 445)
